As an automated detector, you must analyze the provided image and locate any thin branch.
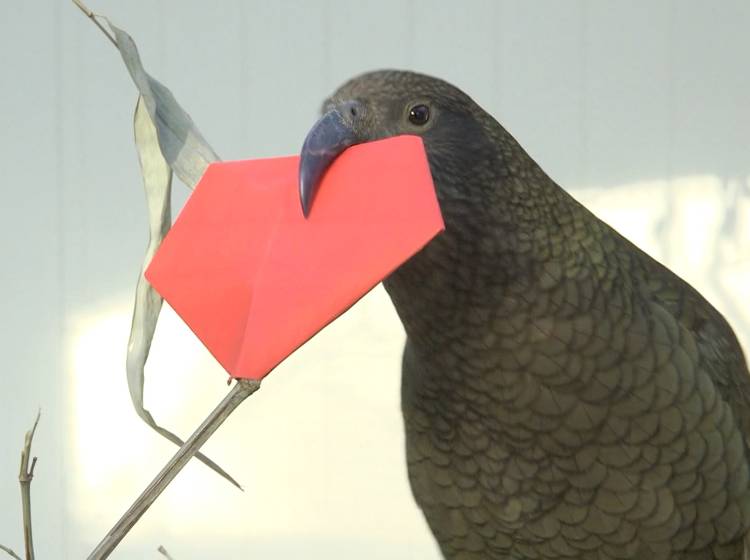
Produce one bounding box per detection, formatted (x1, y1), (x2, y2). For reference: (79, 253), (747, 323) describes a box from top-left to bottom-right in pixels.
(157, 545), (175, 559)
(19, 410), (41, 560)
(0, 545), (22, 560)
(87, 379), (261, 560)
(1, 412), (41, 560)
(71, 0), (118, 48)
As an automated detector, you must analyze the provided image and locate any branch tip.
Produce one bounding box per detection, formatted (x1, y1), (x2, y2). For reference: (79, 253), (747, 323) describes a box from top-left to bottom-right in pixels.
(157, 545), (175, 559)
(71, 0), (118, 48)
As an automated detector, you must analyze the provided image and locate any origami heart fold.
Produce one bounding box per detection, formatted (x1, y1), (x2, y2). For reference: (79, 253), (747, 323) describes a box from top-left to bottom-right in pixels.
(146, 135), (444, 379)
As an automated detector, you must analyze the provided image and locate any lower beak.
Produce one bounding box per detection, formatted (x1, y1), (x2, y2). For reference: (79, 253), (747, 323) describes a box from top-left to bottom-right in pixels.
(298, 109), (361, 217)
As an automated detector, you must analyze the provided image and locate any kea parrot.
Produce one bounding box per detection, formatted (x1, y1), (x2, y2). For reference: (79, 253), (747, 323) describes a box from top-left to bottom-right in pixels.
(298, 70), (750, 559)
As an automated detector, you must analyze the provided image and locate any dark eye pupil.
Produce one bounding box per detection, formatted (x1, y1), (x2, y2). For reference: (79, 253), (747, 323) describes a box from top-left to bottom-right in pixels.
(409, 104), (430, 125)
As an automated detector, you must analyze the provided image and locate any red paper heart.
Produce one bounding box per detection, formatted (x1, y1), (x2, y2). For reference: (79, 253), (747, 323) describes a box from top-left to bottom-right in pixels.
(145, 135), (444, 379)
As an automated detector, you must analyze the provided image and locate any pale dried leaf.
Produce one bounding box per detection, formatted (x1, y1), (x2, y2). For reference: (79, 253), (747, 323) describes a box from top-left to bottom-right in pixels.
(107, 21), (220, 188)
(100, 19), (238, 487)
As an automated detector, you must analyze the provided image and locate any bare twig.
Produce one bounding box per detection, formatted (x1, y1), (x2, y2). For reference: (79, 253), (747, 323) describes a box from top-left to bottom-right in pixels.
(2, 412), (41, 560)
(157, 545), (175, 559)
(0, 545), (22, 560)
(19, 410), (40, 560)
(87, 379), (261, 560)
(71, 0), (118, 47)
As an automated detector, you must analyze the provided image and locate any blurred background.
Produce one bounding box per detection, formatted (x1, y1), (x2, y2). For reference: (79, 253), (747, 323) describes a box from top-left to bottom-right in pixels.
(1, 1), (748, 558)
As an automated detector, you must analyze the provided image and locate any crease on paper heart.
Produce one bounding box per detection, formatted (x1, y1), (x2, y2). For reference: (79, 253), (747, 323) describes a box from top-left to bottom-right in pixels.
(231, 194), (286, 379)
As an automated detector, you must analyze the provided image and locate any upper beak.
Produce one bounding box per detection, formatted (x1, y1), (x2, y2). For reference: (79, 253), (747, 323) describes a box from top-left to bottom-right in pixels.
(298, 105), (362, 218)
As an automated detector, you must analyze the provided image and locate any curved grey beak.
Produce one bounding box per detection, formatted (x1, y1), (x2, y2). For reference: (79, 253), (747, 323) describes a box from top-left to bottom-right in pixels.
(298, 108), (361, 218)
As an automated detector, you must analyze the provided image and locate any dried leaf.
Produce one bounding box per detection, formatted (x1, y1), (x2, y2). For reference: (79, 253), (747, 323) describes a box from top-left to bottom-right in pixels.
(107, 21), (220, 187)
(107, 23), (238, 487)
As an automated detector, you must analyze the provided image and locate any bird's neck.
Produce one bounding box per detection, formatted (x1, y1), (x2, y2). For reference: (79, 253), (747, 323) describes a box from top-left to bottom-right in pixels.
(383, 153), (608, 353)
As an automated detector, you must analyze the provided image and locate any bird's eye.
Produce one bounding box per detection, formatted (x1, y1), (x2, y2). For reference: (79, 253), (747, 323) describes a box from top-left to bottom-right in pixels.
(408, 104), (430, 126)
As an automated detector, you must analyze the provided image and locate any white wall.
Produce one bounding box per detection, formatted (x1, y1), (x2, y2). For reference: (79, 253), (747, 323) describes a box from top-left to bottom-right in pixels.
(0, 1), (748, 558)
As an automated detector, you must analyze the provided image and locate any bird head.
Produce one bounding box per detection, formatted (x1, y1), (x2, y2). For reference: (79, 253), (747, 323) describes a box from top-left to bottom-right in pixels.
(298, 70), (499, 218)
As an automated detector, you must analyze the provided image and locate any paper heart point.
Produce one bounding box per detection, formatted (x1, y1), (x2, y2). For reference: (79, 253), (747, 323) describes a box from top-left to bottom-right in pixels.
(145, 135), (444, 380)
